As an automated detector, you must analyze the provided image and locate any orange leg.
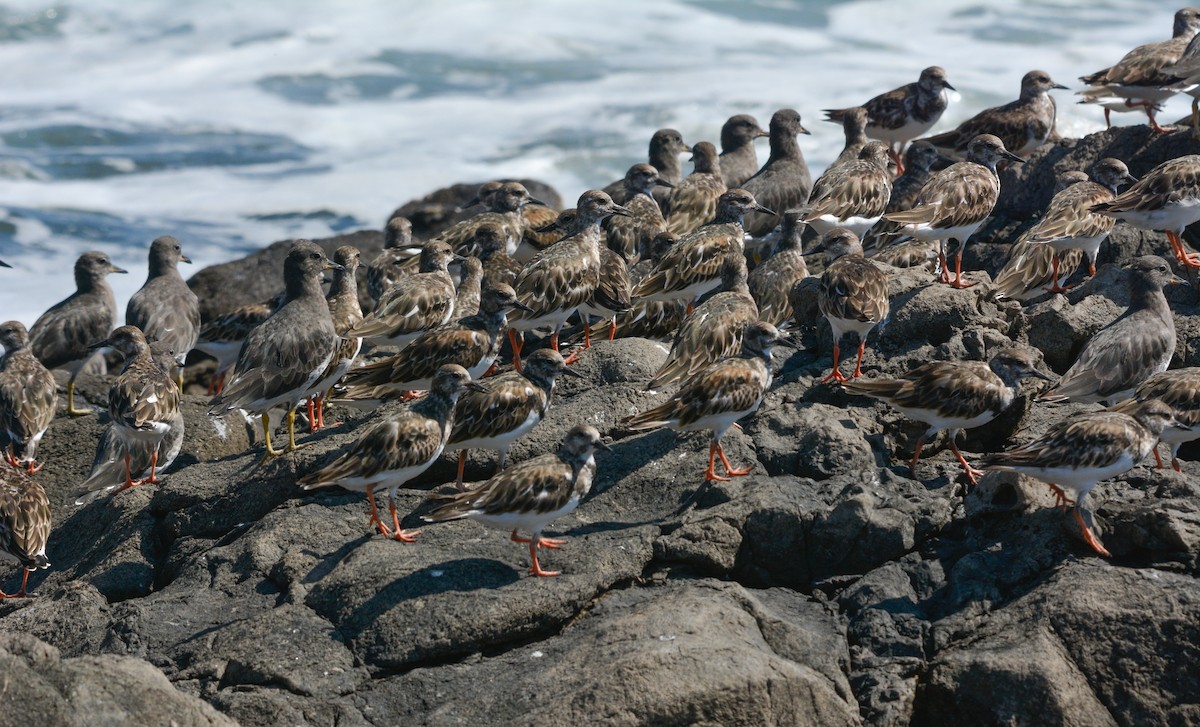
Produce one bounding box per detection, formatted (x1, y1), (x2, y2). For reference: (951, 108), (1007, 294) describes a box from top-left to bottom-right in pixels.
(1044, 254), (1071, 293)
(937, 244), (951, 284)
(25, 459), (42, 475)
(1153, 447), (1165, 469)
(549, 332), (560, 353)
(946, 438), (983, 485)
(714, 439), (753, 477)
(484, 362), (497, 378)
(508, 328), (524, 372)
(144, 450), (160, 485)
(366, 489), (391, 537)
(3, 448), (17, 469)
(510, 530), (565, 547)
(1047, 483), (1074, 511)
(14, 568), (31, 597)
(1167, 231), (1200, 268)
(821, 341), (847, 384)
(909, 433), (927, 478)
(387, 492), (420, 543)
(306, 398), (319, 433)
(608, 319), (618, 341)
(887, 147), (905, 176)
(1172, 457), (1183, 473)
(947, 247), (976, 289)
(583, 319), (592, 350)
(1088, 260), (1097, 277)
(456, 450), (468, 490)
(1073, 507), (1111, 557)
(115, 452), (142, 493)
(704, 441), (731, 482)
(850, 339), (867, 379)
(527, 534), (562, 577)
(560, 329), (583, 365)
(686, 302), (694, 316)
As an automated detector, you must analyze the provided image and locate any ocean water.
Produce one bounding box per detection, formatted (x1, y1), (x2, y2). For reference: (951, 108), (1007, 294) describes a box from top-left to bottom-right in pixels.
(0, 0), (1182, 323)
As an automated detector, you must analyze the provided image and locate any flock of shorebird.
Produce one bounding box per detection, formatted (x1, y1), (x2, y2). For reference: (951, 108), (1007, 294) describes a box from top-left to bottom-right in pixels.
(4, 7), (1200, 587)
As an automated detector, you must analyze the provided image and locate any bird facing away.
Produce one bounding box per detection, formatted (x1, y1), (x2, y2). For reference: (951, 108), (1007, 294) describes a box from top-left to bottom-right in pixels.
(367, 216), (418, 304)
(741, 108), (813, 237)
(348, 240), (459, 347)
(0, 321), (56, 474)
(1090, 154), (1200, 270)
(1110, 368), (1200, 471)
(29, 251), (127, 416)
(804, 141), (894, 239)
(476, 222), (523, 291)
(719, 114), (769, 188)
(747, 210), (809, 328)
(664, 141), (727, 237)
(816, 228), (890, 384)
(842, 347), (1051, 484)
(423, 423), (610, 577)
(829, 106), (870, 170)
(125, 235), (199, 384)
(194, 294), (282, 394)
(603, 163), (673, 263)
(923, 70), (1067, 160)
(307, 245), (365, 431)
(0, 464), (51, 598)
(861, 141), (951, 256)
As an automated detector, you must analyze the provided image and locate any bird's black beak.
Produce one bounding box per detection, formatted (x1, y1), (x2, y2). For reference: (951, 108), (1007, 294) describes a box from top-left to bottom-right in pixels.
(324, 260), (346, 272)
(109, 264), (129, 274)
(1051, 82), (1069, 90)
(0, 260), (10, 268)
(465, 196), (482, 208)
(1002, 150), (1025, 164)
(524, 197), (548, 208)
(1123, 173), (1138, 187)
(754, 203), (777, 216)
(1171, 273), (1189, 286)
(755, 128), (770, 138)
(610, 204), (635, 218)
(512, 300), (535, 313)
(943, 81), (957, 91)
(88, 338), (111, 351)
(1028, 368), (1054, 382)
(654, 178), (676, 189)
(560, 366), (585, 379)
(596, 439), (613, 452)
(467, 381), (488, 393)
(180, 254), (193, 264)
(535, 221), (560, 234)
(679, 143), (692, 153)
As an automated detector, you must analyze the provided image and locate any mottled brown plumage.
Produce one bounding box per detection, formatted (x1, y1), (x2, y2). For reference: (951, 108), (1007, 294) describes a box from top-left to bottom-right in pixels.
(0, 322), (56, 473)
(604, 163), (672, 262)
(664, 141), (726, 236)
(1113, 367), (1200, 470)
(368, 216), (417, 304)
(830, 106), (870, 169)
(431, 181), (540, 259)
(862, 141), (949, 255)
(747, 211), (808, 328)
(805, 142), (893, 239)
(349, 241), (458, 346)
(923, 70), (1066, 159)
(741, 109), (813, 236)
(817, 229), (890, 383)
(476, 222), (522, 291)
(604, 128), (690, 207)
(1091, 154), (1200, 268)
(824, 66), (954, 167)
(0, 464), (50, 597)
(104, 326), (181, 489)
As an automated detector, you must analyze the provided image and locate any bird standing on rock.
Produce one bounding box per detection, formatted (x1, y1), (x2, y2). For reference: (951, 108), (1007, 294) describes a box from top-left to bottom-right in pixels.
(923, 70), (1067, 160)
(741, 108), (812, 237)
(349, 241), (459, 347)
(367, 216), (418, 305)
(0, 464), (50, 598)
(664, 141), (726, 237)
(816, 228), (890, 384)
(308, 245), (364, 431)
(1110, 368), (1200, 471)
(803, 141), (893, 240)
(747, 210), (808, 328)
(603, 163), (672, 263)
(125, 235), (199, 387)
(1090, 154), (1200, 270)
(0, 321), (56, 474)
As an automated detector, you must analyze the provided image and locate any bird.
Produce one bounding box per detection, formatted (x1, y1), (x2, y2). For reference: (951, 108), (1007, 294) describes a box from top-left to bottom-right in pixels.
(475, 222), (523, 292)
(1090, 154), (1200, 270)
(194, 294), (281, 395)
(125, 235), (199, 386)
(747, 210), (809, 328)
(823, 66), (955, 172)
(454, 256), (484, 319)
(883, 134), (1023, 288)
(861, 141), (950, 256)
(308, 245), (365, 431)
(446, 347), (580, 488)
(367, 216), (419, 305)
(0, 464), (51, 598)
(301, 364), (482, 542)
(718, 114), (769, 188)
(803, 141), (893, 239)
(1164, 31), (1200, 138)
(843, 347), (1051, 484)
(336, 284), (529, 402)
(631, 189), (773, 310)
(0, 321), (57, 474)
(99, 326), (181, 491)
(29, 250), (126, 416)
(423, 423), (610, 577)
(348, 240), (459, 347)
(829, 106), (870, 170)
(1078, 7), (1200, 133)
(626, 321), (785, 482)
(1024, 157), (1138, 289)
(603, 163), (672, 263)
(432, 181), (543, 260)
(741, 108), (813, 237)
(209, 241), (343, 461)
(507, 190), (632, 371)
(1042, 255), (1183, 405)
(1110, 368), (1200, 471)
(603, 128), (690, 207)
(663, 141), (726, 237)
(576, 245), (632, 347)
(923, 70), (1067, 160)
(646, 253), (757, 391)
(980, 398), (1182, 557)
(816, 228), (890, 384)
(599, 233), (689, 342)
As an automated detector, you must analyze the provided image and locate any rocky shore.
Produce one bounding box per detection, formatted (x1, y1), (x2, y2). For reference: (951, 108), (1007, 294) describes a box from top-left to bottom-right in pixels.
(2, 125), (1199, 727)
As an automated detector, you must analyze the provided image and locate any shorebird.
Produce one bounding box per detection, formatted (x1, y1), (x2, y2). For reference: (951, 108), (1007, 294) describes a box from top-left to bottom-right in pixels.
(747, 210), (809, 328)
(0, 321), (56, 473)
(308, 245), (364, 431)
(604, 128), (690, 208)
(923, 70), (1067, 160)
(125, 235), (199, 387)
(816, 228), (890, 383)
(664, 141), (726, 237)
(0, 464), (50, 598)
(1091, 154), (1200, 269)
(990, 171), (1091, 301)
(719, 114), (769, 188)
(367, 216), (418, 304)
(741, 108), (813, 237)
(1110, 368), (1200, 471)
(803, 141), (893, 239)
(348, 241), (459, 347)
(603, 163), (672, 263)
(828, 106), (870, 170)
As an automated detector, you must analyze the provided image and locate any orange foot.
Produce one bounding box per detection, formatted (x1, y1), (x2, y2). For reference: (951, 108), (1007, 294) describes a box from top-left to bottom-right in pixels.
(1047, 483), (1074, 511)
(1073, 507), (1111, 557)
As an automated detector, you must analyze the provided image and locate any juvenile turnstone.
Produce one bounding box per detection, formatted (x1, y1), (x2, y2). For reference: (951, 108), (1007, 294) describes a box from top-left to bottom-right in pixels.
(194, 294), (281, 394)
(747, 210), (809, 328)
(367, 216), (418, 305)
(337, 284), (529, 401)
(0, 321), (56, 473)
(829, 106), (870, 170)
(824, 66), (955, 172)
(209, 241), (342, 461)
(100, 326), (181, 490)
(631, 190), (772, 309)
(843, 347), (1050, 483)
(1164, 32), (1200, 138)
(446, 348), (579, 487)
(603, 163), (672, 262)
(454, 256), (484, 319)
(348, 241), (458, 346)
(125, 235), (199, 385)
(308, 245), (365, 431)
(601, 233), (689, 341)
(1078, 7), (1200, 132)
(664, 141), (727, 236)
(604, 128), (690, 207)
(577, 245), (632, 346)
(508, 191), (632, 370)
(626, 321), (784, 482)
(301, 364), (481, 541)
(518, 202), (563, 261)
(433, 181), (542, 260)
(741, 109), (813, 237)
(924, 70), (1067, 160)
(1091, 154), (1200, 269)
(0, 464), (50, 597)
(1112, 368), (1200, 470)
(476, 223), (522, 291)
(1024, 158), (1137, 288)
(990, 171), (1091, 301)
(423, 423), (609, 577)
(980, 398), (1181, 557)
(647, 254), (757, 390)
(861, 141), (950, 255)
(804, 141), (893, 239)
(719, 114), (769, 188)
(29, 251), (126, 416)
(1043, 255), (1182, 404)
(816, 228), (890, 383)
(883, 134), (1022, 288)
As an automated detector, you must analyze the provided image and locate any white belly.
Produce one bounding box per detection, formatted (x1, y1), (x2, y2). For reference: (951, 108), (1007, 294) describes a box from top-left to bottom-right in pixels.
(470, 495), (580, 536)
(1109, 199), (1200, 235)
(809, 214), (883, 240)
(1006, 453), (1137, 500)
(452, 408), (542, 452)
(509, 308), (575, 334)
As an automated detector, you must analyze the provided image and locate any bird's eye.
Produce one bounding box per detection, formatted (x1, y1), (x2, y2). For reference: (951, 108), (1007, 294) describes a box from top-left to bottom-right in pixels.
(311, 252), (321, 259)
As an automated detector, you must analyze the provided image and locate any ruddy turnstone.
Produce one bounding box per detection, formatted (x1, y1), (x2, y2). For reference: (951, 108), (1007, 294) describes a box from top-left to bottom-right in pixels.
(829, 106), (870, 170)
(454, 256), (484, 318)
(664, 141), (726, 237)
(99, 326), (180, 491)
(816, 228), (890, 383)
(337, 284), (529, 401)
(824, 66), (955, 172)
(843, 347), (1050, 483)
(625, 321), (784, 482)
(604, 128), (690, 207)
(647, 254), (757, 390)
(423, 423), (609, 577)
(603, 163), (672, 263)
(883, 134), (1022, 288)
(518, 202), (563, 261)
(125, 235), (199, 386)
(601, 233), (689, 341)
(301, 364), (481, 541)
(1164, 32), (1200, 138)
(446, 347), (579, 487)
(1111, 368), (1200, 470)
(1024, 158), (1137, 288)
(209, 241), (342, 461)
(0, 464), (50, 597)
(980, 398), (1182, 557)
(0, 321), (56, 473)
(367, 216), (418, 305)
(577, 245), (632, 346)
(1078, 7), (1200, 132)
(1042, 255), (1182, 404)
(1090, 154), (1200, 269)
(719, 114), (769, 188)
(29, 251), (126, 416)
(741, 109), (813, 237)
(924, 70), (1067, 160)
(804, 141), (893, 239)
(348, 240), (458, 347)
(861, 141), (950, 255)
(631, 189), (772, 309)
(308, 245), (364, 431)
(433, 181), (542, 260)
(476, 223), (522, 291)
(747, 210), (809, 328)
(990, 170), (1090, 301)
(508, 191), (631, 371)
(194, 294), (282, 394)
